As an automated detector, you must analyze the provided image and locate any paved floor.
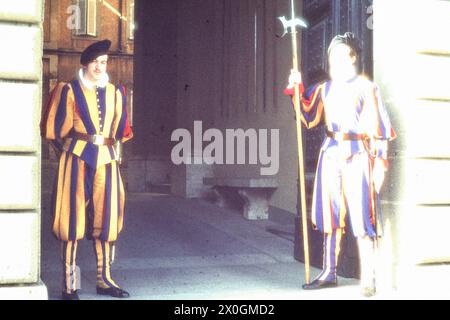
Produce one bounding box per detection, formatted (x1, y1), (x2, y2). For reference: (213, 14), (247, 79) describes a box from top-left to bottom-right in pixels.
(40, 192), (450, 300)
(41, 192), (363, 300)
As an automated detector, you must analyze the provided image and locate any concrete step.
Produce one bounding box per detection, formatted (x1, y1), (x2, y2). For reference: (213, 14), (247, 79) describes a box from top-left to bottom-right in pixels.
(146, 183), (171, 195)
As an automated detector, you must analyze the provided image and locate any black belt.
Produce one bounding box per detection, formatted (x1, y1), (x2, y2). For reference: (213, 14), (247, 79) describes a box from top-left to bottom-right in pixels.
(70, 132), (115, 146)
(326, 130), (367, 141)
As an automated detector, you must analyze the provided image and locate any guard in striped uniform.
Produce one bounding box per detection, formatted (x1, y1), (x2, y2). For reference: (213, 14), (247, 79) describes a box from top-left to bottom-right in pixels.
(284, 33), (396, 297)
(41, 40), (133, 300)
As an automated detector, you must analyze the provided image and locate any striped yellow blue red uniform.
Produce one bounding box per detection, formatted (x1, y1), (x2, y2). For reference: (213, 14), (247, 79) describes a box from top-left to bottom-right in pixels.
(285, 76), (396, 281)
(42, 79), (133, 242)
(42, 77), (133, 292)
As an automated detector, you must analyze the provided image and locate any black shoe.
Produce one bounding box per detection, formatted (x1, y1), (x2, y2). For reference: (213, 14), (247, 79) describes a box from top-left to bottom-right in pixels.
(302, 279), (338, 290)
(61, 290), (80, 300)
(361, 286), (376, 298)
(96, 286), (130, 298)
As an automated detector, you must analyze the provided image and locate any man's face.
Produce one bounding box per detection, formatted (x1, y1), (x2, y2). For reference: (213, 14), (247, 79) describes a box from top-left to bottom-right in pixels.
(84, 54), (108, 82)
(328, 44), (356, 79)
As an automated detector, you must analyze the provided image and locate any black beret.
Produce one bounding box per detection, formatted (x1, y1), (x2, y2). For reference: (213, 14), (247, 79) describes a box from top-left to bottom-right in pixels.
(80, 39), (112, 66)
(327, 32), (361, 56)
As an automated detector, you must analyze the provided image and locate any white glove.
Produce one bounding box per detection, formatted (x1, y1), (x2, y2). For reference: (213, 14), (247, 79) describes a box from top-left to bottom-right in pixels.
(288, 69), (302, 88)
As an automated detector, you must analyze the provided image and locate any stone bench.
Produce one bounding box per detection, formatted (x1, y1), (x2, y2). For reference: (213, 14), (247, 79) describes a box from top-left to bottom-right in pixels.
(203, 177), (278, 220)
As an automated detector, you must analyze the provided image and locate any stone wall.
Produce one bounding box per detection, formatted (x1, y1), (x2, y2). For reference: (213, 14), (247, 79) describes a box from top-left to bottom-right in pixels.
(374, 0), (450, 292)
(0, 0), (47, 299)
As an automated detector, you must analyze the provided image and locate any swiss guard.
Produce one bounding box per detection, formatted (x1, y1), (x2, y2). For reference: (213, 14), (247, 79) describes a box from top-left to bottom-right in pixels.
(41, 39), (133, 300)
(284, 32), (396, 297)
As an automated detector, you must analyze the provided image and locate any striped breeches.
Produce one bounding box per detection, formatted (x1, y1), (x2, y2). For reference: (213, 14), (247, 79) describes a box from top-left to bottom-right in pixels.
(312, 150), (378, 238)
(52, 151), (125, 242)
(62, 240), (120, 293)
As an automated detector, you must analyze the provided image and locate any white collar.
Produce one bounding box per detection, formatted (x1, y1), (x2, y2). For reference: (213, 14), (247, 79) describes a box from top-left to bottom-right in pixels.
(78, 68), (109, 90)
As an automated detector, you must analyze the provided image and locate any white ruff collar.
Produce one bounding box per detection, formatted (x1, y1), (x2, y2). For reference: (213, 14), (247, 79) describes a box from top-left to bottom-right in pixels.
(78, 68), (109, 90)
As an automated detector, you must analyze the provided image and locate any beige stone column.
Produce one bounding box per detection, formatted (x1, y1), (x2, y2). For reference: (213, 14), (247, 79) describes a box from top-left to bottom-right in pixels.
(374, 0), (450, 296)
(0, 1), (47, 299)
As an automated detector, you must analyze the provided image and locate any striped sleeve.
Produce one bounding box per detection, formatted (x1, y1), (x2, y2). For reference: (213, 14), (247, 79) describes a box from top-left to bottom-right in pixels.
(41, 82), (75, 140)
(115, 85), (134, 143)
(367, 83), (397, 168)
(284, 83), (324, 129)
(372, 84), (397, 159)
